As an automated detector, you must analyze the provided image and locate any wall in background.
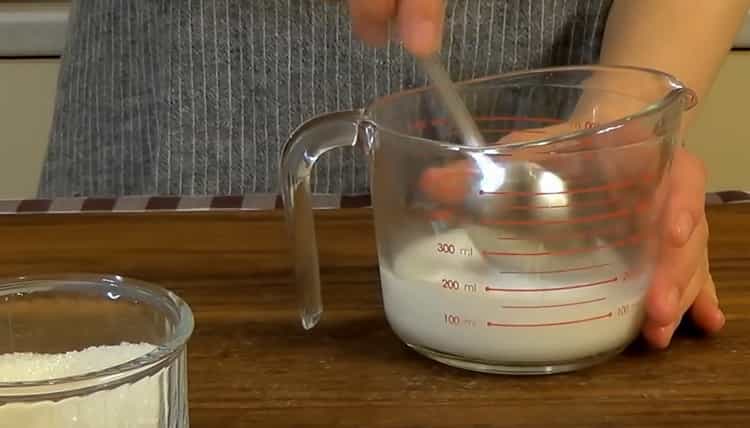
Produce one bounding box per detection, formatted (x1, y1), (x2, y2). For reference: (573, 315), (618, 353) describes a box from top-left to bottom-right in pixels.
(0, 58), (59, 199)
(0, 52), (747, 199)
(686, 51), (750, 192)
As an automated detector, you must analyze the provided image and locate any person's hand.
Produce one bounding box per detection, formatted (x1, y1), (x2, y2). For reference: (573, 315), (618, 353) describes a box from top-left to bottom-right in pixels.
(417, 124), (725, 348)
(346, 0), (444, 56)
(642, 146), (725, 348)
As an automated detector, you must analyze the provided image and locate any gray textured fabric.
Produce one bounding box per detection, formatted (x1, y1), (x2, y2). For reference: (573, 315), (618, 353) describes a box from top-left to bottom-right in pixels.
(40, 0), (613, 198)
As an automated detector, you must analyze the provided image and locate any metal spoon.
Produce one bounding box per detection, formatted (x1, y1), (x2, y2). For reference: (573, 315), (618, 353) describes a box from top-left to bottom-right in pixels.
(417, 54), (594, 268)
(418, 53), (486, 148)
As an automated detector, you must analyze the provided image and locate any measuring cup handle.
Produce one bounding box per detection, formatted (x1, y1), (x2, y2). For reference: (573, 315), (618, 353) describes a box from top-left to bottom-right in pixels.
(279, 109), (365, 330)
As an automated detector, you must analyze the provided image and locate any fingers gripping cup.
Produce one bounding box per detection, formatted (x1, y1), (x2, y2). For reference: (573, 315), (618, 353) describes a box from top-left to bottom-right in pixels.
(281, 66), (696, 374)
(0, 275), (193, 427)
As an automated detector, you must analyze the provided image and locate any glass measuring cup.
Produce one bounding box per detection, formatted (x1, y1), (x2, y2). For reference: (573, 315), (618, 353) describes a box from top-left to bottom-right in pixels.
(281, 65), (696, 374)
(0, 274), (193, 426)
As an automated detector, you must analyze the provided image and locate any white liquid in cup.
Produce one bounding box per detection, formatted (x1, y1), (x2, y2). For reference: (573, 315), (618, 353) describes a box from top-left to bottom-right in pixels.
(379, 228), (648, 364)
(0, 343), (164, 428)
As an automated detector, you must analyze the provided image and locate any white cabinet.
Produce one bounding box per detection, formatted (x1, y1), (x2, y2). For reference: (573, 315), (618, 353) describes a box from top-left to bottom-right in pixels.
(0, 59), (59, 199)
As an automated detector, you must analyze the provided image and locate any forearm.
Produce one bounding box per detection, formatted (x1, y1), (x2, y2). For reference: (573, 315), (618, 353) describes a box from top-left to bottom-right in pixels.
(599, 0), (750, 129)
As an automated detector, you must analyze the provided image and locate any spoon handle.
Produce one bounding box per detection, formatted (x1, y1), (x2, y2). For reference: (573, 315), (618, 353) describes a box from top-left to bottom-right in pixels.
(419, 53), (486, 147)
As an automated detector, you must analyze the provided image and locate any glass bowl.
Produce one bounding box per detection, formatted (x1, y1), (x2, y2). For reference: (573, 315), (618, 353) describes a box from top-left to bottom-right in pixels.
(0, 274), (193, 427)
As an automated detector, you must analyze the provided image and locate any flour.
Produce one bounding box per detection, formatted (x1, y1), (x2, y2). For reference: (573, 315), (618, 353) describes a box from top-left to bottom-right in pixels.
(0, 343), (165, 428)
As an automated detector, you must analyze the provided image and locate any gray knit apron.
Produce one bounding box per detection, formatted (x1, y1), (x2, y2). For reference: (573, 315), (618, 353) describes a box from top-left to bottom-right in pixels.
(40, 0), (613, 198)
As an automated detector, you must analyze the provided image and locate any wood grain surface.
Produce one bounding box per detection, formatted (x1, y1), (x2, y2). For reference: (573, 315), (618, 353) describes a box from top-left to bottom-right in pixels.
(0, 205), (748, 427)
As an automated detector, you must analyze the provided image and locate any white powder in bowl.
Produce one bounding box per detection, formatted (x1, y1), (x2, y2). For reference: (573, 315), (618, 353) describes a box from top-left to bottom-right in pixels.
(0, 343), (165, 428)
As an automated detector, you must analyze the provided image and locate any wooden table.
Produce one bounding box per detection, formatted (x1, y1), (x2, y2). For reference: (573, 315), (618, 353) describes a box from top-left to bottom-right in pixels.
(0, 204), (748, 427)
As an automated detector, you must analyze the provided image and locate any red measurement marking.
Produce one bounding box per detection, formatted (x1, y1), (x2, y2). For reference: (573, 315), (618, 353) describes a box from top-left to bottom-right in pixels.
(486, 149), (600, 161)
(499, 263), (610, 275)
(477, 128), (549, 134)
(485, 276), (618, 292)
(497, 222), (626, 242)
(507, 197), (621, 210)
(427, 208), (456, 222)
(479, 175), (653, 197)
(480, 207), (634, 227)
(410, 118), (447, 130)
(484, 234), (643, 257)
(409, 116), (564, 130)
(486, 312), (613, 327)
(502, 297), (607, 309)
(473, 115), (564, 124)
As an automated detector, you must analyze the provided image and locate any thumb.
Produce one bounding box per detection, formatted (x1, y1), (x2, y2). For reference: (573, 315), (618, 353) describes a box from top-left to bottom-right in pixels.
(398, 0), (445, 56)
(665, 147), (707, 247)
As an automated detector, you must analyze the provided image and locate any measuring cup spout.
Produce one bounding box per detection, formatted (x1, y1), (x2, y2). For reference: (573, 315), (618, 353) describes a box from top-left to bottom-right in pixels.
(279, 110), (364, 330)
(680, 87), (698, 111)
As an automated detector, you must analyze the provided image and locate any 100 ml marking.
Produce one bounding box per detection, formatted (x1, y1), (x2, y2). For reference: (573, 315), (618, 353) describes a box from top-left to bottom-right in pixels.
(445, 305), (637, 330)
(444, 313), (477, 328)
(616, 303), (634, 317)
